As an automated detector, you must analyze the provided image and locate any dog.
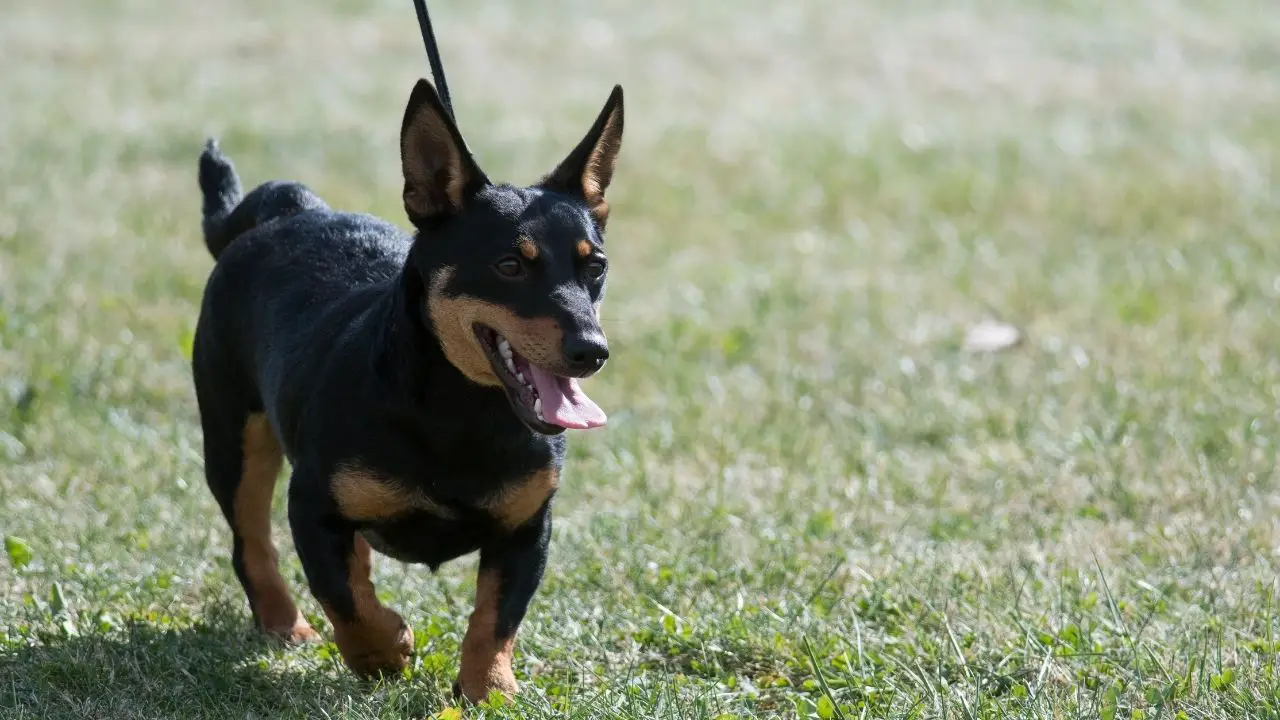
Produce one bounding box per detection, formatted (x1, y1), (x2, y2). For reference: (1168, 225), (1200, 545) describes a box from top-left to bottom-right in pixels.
(191, 78), (623, 702)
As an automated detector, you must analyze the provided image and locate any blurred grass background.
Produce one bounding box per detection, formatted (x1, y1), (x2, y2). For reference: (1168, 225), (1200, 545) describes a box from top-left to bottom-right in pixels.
(3, 0), (1280, 717)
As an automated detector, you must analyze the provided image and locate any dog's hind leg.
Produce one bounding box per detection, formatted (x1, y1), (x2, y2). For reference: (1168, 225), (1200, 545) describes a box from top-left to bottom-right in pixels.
(194, 357), (318, 643)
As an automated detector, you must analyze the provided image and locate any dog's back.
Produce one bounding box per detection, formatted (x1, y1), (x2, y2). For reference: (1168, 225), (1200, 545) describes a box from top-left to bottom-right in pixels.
(193, 140), (410, 444)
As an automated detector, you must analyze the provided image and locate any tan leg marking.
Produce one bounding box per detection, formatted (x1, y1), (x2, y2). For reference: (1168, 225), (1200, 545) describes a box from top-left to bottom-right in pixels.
(235, 413), (318, 644)
(457, 568), (518, 703)
(331, 465), (455, 522)
(483, 469), (558, 531)
(323, 534), (414, 677)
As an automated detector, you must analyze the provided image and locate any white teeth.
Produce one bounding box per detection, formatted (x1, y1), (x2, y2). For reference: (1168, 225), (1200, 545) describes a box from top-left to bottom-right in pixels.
(516, 372), (526, 384)
(533, 398), (543, 420)
(496, 337), (518, 375)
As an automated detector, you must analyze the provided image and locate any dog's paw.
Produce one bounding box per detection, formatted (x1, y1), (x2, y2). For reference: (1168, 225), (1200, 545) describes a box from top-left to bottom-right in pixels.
(334, 608), (414, 678)
(258, 604), (322, 645)
(453, 663), (518, 704)
(264, 619), (322, 645)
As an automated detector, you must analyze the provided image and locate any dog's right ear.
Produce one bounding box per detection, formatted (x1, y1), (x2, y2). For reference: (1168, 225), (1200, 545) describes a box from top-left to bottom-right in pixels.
(400, 79), (490, 227)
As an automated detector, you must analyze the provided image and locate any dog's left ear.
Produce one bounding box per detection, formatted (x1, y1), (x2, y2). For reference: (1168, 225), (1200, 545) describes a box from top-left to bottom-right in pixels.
(401, 79), (490, 227)
(539, 85), (624, 227)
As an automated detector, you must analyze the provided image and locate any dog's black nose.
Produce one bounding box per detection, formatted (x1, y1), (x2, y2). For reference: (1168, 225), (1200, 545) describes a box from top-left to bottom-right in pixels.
(563, 334), (609, 374)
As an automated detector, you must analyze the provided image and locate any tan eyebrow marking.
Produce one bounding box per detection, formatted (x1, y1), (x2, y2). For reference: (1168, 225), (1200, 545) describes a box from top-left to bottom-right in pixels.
(517, 236), (539, 260)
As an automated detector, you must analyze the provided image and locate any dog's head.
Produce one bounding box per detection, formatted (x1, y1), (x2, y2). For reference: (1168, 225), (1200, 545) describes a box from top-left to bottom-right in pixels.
(399, 79), (623, 436)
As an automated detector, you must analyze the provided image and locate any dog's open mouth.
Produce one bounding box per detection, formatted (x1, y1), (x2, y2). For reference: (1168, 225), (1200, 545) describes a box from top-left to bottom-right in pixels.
(475, 326), (607, 434)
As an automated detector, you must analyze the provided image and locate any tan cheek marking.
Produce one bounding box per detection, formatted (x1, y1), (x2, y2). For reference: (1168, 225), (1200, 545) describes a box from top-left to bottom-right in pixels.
(517, 236), (539, 261)
(234, 414), (317, 643)
(322, 534), (414, 678)
(331, 464), (455, 521)
(457, 567), (518, 702)
(429, 267), (572, 379)
(482, 312), (565, 374)
(427, 267), (503, 387)
(483, 468), (558, 530)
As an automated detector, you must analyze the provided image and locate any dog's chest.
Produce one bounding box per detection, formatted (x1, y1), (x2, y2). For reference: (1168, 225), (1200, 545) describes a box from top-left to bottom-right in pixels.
(332, 461), (559, 566)
(476, 467), (559, 530)
(359, 514), (486, 568)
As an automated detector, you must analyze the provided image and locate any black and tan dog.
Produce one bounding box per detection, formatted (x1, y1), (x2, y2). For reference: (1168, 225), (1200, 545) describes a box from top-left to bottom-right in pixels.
(191, 78), (622, 702)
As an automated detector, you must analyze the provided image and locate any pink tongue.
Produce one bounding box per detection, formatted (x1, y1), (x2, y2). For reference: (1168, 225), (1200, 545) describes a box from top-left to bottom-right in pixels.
(526, 366), (607, 430)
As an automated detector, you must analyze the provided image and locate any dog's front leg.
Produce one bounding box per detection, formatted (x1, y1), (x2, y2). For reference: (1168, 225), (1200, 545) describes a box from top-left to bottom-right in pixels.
(288, 472), (414, 677)
(454, 504), (552, 703)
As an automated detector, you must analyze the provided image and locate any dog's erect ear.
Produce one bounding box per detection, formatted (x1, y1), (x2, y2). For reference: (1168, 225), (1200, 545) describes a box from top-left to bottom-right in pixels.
(400, 79), (490, 227)
(539, 85), (624, 226)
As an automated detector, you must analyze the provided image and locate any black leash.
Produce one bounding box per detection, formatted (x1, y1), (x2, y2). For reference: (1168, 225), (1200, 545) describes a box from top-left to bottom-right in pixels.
(411, 0), (454, 120)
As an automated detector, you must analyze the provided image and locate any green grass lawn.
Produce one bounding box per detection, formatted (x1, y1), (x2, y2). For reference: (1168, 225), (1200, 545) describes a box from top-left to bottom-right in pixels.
(4, 0), (1280, 717)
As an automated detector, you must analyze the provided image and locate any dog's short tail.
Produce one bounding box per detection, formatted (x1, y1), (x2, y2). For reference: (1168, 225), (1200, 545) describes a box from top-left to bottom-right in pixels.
(198, 138), (329, 260)
(198, 139), (246, 259)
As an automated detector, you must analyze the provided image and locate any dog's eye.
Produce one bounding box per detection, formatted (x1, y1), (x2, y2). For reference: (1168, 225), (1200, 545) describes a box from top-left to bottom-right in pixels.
(494, 256), (525, 279)
(583, 259), (607, 281)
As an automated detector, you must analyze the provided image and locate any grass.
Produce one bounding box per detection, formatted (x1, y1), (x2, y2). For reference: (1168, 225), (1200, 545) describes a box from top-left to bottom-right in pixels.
(3, 0), (1280, 717)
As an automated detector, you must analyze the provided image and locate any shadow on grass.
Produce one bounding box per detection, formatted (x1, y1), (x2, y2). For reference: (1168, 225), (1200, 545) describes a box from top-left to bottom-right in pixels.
(0, 613), (372, 720)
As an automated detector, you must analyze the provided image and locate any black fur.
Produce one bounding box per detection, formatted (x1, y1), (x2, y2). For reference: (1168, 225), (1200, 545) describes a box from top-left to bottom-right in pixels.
(191, 79), (623, 697)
